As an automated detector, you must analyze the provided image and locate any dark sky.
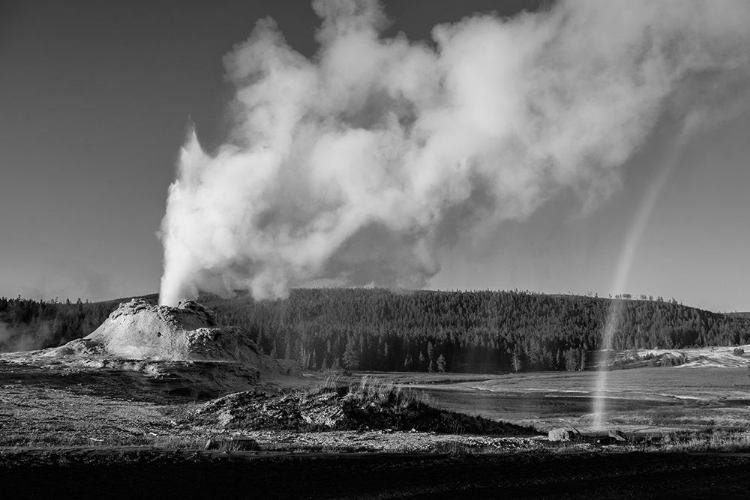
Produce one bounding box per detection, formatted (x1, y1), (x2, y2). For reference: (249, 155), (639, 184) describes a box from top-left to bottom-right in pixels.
(1, 0), (748, 311)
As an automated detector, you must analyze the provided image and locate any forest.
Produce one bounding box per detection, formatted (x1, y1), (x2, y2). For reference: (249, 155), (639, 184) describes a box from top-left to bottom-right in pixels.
(0, 294), (156, 353)
(3, 288), (747, 373)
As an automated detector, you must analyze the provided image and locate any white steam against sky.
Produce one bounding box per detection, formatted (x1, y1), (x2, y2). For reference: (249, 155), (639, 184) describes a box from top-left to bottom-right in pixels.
(159, 0), (750, 305)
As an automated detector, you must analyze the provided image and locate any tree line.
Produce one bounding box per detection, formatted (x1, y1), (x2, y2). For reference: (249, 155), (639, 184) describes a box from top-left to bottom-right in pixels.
(2, 289), (749, 374)
(203, 288), (750, 373)
(0, 294), (155, 352)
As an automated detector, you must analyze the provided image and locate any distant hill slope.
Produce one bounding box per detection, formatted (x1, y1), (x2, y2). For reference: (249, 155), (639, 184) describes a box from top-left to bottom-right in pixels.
(201, 289), (750, 373)
(2, 289), (748, 373)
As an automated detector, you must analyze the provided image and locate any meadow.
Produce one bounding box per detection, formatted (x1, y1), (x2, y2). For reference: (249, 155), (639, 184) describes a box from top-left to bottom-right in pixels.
(354, 366), (750, 432)
(3, 357), (750, 498)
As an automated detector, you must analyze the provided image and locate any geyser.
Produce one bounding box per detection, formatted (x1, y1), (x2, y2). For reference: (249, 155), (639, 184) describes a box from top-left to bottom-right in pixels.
(591, 115), (719, 430)
(159, 0), (750, 306)
(61, 299), (258, 362)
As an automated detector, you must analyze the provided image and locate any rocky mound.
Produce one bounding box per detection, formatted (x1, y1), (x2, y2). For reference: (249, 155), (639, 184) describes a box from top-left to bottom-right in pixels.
(44, 299), (290, 371)
(191, 384), (535, 435)
(1, 299), (301, 399)
(64, 299), (252, 362)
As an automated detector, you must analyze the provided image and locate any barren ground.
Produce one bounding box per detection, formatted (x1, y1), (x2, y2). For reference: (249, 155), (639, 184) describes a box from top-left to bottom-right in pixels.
(3, 355), (750, 498)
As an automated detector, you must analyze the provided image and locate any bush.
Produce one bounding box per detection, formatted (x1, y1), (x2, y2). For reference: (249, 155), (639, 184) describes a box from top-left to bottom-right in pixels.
(734, 347), (744, 356)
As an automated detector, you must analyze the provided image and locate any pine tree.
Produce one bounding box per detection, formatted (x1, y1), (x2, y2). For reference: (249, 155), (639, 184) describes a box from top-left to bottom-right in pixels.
(342, 336), (360, 370)
(512, 345), (523, 372)
(564, 348), (577, 371)
(404, 353), (413, 371)
(284, 331), (293, 360)
(437, 354), (446, 373)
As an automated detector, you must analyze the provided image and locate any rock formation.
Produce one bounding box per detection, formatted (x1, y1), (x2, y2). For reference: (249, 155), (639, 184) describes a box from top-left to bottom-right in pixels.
(79, 299), (251, 362)
(13, 298), (300, 399)
(192, 385), (536, 435)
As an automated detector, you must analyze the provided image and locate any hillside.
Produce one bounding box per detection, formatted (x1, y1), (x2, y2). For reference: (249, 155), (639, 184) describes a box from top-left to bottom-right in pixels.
(2, 290), (749, 373)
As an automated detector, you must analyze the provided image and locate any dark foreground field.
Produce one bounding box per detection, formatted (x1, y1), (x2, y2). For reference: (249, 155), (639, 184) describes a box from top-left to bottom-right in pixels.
(2, 448), (750, 499)
(3, 358), (750, 499)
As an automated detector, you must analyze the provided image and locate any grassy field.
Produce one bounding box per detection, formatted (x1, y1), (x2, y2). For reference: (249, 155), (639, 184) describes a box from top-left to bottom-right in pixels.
(349, 367), (750, 432)
(4, 359), (750, 498)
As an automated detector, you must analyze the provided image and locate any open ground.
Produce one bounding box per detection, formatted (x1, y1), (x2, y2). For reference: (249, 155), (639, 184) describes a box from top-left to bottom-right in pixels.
(3, 346), (750, 498)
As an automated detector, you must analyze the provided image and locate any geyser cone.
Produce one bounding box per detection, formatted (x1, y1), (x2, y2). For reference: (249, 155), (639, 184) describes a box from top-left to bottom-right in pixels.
(82, 299), (247, 361)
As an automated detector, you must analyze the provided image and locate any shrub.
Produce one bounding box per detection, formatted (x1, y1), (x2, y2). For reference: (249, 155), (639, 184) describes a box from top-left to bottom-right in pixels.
(733, 347), (744, 356)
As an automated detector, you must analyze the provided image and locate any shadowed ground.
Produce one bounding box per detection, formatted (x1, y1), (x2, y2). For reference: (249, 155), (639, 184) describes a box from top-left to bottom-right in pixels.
(2, 449), (750, 499)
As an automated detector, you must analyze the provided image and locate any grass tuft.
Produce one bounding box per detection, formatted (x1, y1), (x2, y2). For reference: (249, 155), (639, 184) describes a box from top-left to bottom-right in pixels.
(659, 429), (750, 452)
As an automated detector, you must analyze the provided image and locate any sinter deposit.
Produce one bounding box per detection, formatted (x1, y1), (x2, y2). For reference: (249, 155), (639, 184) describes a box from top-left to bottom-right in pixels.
(80, 299), (254, 362)
(52, 299), (294, 373)
(2, 299), (297, 399)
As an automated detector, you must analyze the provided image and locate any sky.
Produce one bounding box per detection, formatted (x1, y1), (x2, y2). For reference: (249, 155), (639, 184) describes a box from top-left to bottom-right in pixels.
(1, 0), (748, 312)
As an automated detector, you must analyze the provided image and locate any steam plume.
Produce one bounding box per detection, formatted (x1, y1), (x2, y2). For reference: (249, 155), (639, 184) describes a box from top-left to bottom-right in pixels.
(159, 0), (750, 305)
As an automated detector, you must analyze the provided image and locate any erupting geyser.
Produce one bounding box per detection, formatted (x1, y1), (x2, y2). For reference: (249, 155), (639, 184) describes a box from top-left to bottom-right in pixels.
(591, 115), (717, 430)
(159, 0), (750, 306)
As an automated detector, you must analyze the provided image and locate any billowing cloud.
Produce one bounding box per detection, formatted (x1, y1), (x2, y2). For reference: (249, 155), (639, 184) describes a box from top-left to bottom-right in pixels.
(159, 0), (750, 305)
